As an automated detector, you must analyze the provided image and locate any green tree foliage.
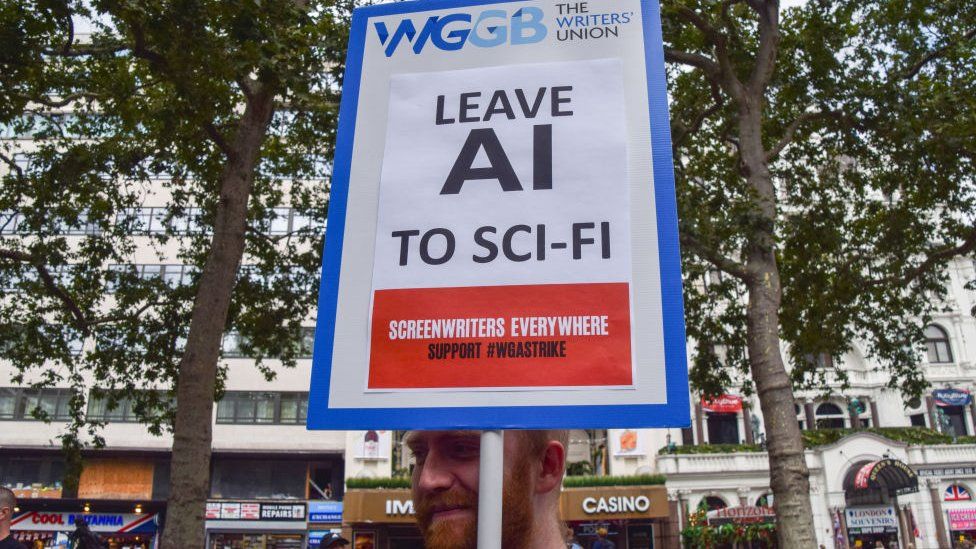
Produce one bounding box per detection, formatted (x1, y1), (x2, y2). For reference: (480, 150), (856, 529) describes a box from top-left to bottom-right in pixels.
(0, 0), (349, 545)
(665, 0), (975, 545)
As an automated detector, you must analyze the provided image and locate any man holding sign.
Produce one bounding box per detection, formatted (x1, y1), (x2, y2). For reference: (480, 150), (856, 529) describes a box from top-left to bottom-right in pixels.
(309, 0), (687, 431)
(309, 0), (687, 542)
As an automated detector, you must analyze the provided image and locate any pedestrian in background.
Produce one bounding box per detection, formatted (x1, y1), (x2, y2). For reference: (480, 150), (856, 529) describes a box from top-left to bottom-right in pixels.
(0, 487), (27, 549)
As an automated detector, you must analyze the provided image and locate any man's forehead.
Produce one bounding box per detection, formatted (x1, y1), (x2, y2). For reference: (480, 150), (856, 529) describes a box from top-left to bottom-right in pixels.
(403, 430), (480, 446)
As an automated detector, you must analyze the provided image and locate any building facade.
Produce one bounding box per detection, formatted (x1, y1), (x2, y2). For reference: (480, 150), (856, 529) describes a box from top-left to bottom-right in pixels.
(3, 96), (975, 549)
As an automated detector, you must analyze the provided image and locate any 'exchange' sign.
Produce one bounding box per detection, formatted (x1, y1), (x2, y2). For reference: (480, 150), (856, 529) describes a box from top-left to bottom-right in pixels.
(308, 0), (689, 429)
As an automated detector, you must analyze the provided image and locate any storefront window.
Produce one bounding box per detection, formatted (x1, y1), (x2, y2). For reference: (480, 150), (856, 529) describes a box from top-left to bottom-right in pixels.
(209, 533), (303, 549)
(0, 455), (65, 492)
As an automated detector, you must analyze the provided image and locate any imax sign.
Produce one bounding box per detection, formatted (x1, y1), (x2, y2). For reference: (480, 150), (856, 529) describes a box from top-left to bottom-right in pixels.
(374, 7), (547, 57)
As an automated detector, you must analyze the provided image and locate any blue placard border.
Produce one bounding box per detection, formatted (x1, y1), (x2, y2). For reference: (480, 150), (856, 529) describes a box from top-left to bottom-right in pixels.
(307, 0), (689, 430)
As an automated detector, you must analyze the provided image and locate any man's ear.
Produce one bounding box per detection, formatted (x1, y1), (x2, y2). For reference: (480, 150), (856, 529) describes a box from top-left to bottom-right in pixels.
(535, 440), (566, 494)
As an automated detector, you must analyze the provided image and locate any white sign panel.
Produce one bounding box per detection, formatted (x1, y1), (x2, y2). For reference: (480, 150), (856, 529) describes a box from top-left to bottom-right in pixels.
(309, 0), (689, 429)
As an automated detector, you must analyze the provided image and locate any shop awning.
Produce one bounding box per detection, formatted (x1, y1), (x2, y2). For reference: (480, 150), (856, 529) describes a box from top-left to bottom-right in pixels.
(845, 459), (919, 496)
(706, 506), (775, 525)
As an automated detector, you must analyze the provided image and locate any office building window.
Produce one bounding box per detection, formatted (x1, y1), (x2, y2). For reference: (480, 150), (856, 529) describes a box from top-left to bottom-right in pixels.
(216, 392), (309, 425)
(0, 388), (74, 421)
(220, 328), (314, 359)
(86, 390), (170, 423)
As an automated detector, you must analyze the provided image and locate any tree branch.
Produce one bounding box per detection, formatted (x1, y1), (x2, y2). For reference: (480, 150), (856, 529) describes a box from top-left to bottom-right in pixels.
(895, 28), (976, 82)
(718, 0), (747, 46)
(673, 5), (746, 100)
(664, 48), (722, 85)
(0, 151), (25, 180)
(680, 232), (751, 281)
(90, 299), (167, 326)
(203, 122), (234, 159)
(62, 16), (75, 56)
(127, 21), (235, 161)
(0, 249), (91, 335)
(869, 227), (976, 287)
(747, 0), (780, 95)
(672, 81), (725, 152)
(237, 77), (256, 102)
(765, 110), (841, 162)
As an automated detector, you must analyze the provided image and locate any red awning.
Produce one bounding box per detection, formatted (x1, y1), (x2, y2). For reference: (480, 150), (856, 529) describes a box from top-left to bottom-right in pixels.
(701, 394), (742, 413)
(706, 506), (775, 525)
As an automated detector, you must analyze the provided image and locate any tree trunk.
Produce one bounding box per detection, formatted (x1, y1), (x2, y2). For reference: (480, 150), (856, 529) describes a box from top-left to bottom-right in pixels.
(739, 103), (818, 547)
(160, 85), (276, 549)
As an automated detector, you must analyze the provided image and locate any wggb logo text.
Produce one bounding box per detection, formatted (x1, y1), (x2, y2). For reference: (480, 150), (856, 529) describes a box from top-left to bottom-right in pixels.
(375, 7), (547, 57)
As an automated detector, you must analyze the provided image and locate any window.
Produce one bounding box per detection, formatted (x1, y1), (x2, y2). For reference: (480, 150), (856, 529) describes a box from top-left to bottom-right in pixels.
(795, 404), (806, 431)
(938, 405), (970, 436)
(298, 327), (315, 358)
(220, 328), (315, 359)
(802, 353), (834, 369)
(210, 458), (307, 499)
(706, 413), (740, 444)
(924, 324), (953, 363)
(216, 392), (309, 425)
(0, 455), (65, 492)
(221, 332), (247, 358)
(0, 211), (23, 234)
(944, 484), (972, 502)
(703, 496), (728, 511)
(815, 402), (846, 429)
(260, 207), (323, 236)
(115, 206), (208, 235)
(909, 413), (927, 428)
(106, 264), (197, 292)
(0, 388), (74, 421)
(86, 390), (170, 423)
(703, 269), (723, 289)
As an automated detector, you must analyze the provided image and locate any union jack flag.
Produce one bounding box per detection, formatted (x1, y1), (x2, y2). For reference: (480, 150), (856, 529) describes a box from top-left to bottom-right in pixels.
(945, 484), (972, 501)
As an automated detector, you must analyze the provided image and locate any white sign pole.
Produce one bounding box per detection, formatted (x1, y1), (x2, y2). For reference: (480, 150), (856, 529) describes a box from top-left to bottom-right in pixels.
(477, 429), (504, 549)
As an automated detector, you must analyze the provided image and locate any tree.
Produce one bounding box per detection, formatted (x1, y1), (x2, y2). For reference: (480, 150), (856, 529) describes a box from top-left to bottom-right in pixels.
(664, 0), (976, 545)
(0, 0), (349, 546)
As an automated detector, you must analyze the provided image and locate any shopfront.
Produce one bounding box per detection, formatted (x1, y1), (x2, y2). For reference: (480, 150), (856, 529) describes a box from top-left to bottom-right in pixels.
(845, 506), (900, 548)
(341, 485), (673, 549)
(307, 501), (344, 548)
(11, 510), (159, 549)
(948, 508), (976, 546)
(561, 485), (671, 549)
(842, 458), (920, 548)
(341, 489), (423, 549)
(205, 501), (307, 549)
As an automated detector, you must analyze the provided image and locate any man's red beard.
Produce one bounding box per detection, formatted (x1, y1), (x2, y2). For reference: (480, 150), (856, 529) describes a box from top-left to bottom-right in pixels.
(414, 458), (535, 549)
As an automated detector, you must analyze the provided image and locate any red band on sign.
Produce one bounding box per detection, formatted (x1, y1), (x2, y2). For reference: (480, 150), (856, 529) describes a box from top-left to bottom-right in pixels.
(368, 282), (632, 389)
